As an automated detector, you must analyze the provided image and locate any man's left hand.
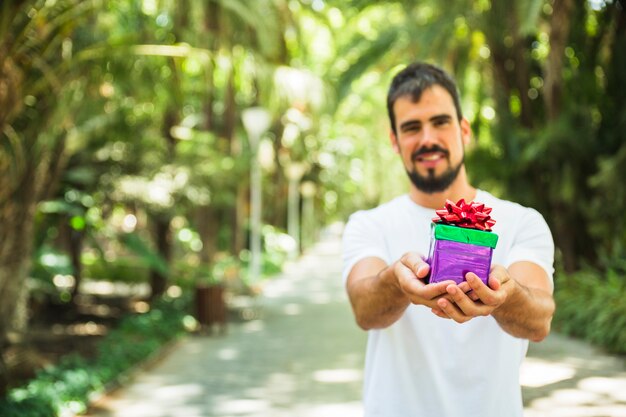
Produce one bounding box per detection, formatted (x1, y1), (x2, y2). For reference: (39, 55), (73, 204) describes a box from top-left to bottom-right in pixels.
(430, 265), (513, 323)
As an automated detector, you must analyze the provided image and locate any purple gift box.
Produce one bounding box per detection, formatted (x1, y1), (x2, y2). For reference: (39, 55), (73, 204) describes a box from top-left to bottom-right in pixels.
(427, 223), (498, 286)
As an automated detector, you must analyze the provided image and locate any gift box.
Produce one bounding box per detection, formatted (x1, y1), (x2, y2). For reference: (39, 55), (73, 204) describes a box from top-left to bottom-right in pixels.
(427, 199), (498, 286)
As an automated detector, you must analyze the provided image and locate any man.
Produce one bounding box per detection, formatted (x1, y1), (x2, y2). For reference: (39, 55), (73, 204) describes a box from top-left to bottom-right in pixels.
(342, 62), (555, 417)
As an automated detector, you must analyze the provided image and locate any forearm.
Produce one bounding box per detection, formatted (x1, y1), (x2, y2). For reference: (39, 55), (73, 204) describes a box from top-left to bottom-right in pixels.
(492, 279), (555, 342)
(347, 264), (411, 330)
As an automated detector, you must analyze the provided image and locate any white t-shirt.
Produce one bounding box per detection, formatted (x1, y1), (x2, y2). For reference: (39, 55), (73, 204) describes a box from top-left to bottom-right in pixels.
(342, 190), (554, 417)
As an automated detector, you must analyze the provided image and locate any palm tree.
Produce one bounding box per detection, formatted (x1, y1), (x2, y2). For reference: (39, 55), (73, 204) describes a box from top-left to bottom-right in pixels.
(0, 0), (101, 396)
(324, 0), (625, 272)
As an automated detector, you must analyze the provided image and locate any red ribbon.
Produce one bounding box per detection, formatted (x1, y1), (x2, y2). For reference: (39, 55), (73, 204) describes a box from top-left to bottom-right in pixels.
(432, 199), (496, 231)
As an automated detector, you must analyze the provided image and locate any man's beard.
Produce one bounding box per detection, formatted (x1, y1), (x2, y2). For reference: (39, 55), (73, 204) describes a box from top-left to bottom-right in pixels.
(405, 145), (464, 194)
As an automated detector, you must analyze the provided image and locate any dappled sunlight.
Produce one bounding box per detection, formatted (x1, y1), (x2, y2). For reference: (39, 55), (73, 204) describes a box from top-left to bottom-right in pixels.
(102, 383), (206, 417)
(523, 335), (626, 417)
(520, 358), (576, 387)
(242, 320), (265, 333)
(534, 388), (603, 406)
(132, 301), (150, 313)
(3, 1), (623, 416)
(213, 397), (271, 415)
(553, 353), (626, 372)
(578, 376), (626, 402)
(297, 402), (363, 417)
(71, 234), (361, 416)
(312, 368), (362, 383)
(51, 322), (107, 336)
(283, 303), (302, 316)
(217, 348), (239, 361)
(152, 383), (204, 400)
(262, 278), (297, 299)
(525, 402), (626, 417)
(79, 280), (150, 298)
(309, 292), (332, 304)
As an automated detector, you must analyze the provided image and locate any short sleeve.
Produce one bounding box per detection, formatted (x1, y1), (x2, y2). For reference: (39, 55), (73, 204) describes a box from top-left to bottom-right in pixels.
(342, 210), (390, 283)
(506, 208), (555, 288)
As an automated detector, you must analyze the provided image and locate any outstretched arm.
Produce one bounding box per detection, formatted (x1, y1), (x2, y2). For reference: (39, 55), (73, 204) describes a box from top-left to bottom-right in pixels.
(433, 261), (555, 341)
(346, 253), (454, 330)
(491, 262), (555, 341)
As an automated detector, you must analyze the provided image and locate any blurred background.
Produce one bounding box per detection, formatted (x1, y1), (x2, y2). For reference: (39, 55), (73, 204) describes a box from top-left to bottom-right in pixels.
(0, 0), (625, 413)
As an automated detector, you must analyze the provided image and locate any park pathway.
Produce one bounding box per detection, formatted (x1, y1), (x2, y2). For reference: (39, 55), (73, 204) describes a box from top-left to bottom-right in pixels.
(86, 228), (626, 417)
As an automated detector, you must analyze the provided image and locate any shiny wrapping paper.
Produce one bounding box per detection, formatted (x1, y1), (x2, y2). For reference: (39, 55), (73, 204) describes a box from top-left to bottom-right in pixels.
(427, 200), (498, 285)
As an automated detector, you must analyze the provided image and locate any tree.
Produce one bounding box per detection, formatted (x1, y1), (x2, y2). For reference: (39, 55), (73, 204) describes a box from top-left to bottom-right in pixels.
(0, 0), (102, 395)
(319, 0), (626, 273)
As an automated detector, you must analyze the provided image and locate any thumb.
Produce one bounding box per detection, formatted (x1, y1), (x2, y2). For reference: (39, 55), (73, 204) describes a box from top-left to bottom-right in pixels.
(416, 263), (430, 279)
(488, 275), (501, 291)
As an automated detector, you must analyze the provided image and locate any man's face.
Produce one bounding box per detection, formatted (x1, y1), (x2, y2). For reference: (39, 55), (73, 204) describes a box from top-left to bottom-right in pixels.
(389, 85), (470, 194)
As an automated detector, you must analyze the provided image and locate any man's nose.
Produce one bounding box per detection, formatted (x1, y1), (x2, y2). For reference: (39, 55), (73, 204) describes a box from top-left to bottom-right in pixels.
(420, 124), (438, 146)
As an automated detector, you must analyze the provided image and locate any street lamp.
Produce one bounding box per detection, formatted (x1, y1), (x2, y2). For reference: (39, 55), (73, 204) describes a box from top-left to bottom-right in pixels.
(242, 107), (272, 283)
(285, 161), (307, 259)
(300, 181), (317, 250)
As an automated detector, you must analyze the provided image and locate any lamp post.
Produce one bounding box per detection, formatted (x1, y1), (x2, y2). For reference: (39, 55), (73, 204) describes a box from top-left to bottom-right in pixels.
(300, 181), (317, 250)
(285, 161), (307, 259)
(242, 107), (272, 283)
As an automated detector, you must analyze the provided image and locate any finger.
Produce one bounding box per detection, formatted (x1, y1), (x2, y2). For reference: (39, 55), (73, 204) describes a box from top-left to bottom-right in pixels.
(431, 307), (451, 319)
(395, 262), (426, 293)
(465, 273), (499, 306)
(416, 280), (456, 300)
(457, 281), (480, 301)
(487, 275), (501, 291)
(436, 297), (471, 323)
(490, 264), (510, 282)
(445, 284), (491, 317)
(401, 253), (430, 279)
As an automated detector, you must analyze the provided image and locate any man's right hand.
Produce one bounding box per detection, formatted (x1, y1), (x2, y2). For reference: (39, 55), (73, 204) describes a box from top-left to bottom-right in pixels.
(346, 252), (455, 329)
(393, 252), (455, 312)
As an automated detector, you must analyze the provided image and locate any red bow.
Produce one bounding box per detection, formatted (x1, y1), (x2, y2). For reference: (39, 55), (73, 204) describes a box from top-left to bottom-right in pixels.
(432, 199), (496, 231)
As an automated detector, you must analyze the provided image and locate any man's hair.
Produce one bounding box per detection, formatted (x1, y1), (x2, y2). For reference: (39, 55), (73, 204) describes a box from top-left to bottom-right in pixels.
(387, 62), (463, 134)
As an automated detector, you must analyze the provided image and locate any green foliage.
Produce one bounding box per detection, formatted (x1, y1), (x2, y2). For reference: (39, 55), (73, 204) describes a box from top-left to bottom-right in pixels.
(120, 232), (170, 277)
(236, 225), (294, 284)
(82, 257), (150, 283)
(0, 295), (190, 416)
(2, 2), (625, 391)
(553, 268), (626, 355)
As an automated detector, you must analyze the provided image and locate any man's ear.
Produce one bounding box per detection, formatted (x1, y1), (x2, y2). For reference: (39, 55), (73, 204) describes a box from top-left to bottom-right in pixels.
(389, 130), (400, 154)
(460, 117), (472, 146)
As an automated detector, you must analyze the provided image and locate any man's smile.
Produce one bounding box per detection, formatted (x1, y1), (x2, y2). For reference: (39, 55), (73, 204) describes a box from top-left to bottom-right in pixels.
(416, 152), (446, 162)
(412, 146), (449, 168)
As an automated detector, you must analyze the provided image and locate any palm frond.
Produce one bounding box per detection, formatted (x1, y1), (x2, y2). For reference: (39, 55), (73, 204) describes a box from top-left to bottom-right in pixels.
(517, 0), (545, 36)
(216, 0), (284, 61)
(336, 29), (399, 101)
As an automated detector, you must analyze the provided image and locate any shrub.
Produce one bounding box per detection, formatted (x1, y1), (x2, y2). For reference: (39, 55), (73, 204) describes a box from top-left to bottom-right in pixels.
(553, 268), (626, 355)
(0, 294), (191, 416)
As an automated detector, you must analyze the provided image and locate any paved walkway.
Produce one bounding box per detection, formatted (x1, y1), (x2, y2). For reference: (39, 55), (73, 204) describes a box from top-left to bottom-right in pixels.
(87, 231), (626, 417)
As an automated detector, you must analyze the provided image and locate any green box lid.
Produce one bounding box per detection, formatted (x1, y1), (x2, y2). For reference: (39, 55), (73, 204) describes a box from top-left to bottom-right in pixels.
(432, 223), (498, 248)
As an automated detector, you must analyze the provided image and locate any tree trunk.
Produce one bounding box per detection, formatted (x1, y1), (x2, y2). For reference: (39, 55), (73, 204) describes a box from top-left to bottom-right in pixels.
(0, 180), (37, 396)
(150, 217), (171, 299)
(69, 230), (84, 302)
(511, 38), (534, 129)
(485, 4), (534, 129)
(552, 218), (578, 273)
(152, 101), (179, 299)
(62, 218), (85, 302)
(223, 67), (237, 142)
(544, 0), (574, 121)
(196, 205), (220, 264)
(203, 1), (221, 132)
